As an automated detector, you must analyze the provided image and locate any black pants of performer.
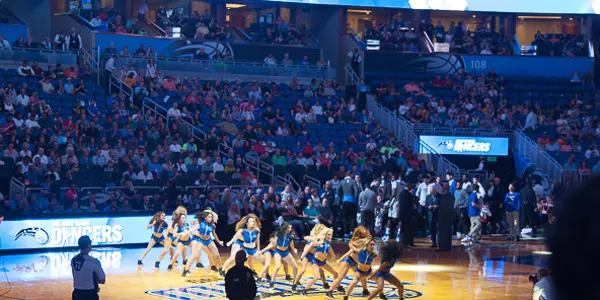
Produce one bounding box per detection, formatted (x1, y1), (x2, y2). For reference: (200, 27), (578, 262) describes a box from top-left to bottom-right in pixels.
(73, 289), (99, 300)
(352, 62), (361, 78)
(490, 205), (505, 234)
(520, 205), (536, 230)
(455, 207), (469, 235)
(400, 216), (414, 246)
(438, 218), (453, 251)
(342, 202), (357, 235)
(417, 205), (428, 237)
(427, 211), (438, 246)
(360, 210), (375, 234)
(105, 70), (112, 92)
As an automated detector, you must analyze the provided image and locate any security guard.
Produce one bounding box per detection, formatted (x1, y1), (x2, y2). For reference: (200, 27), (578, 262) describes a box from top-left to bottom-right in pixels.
(225, 251), (256, 300)
(71, 236), (106, 300)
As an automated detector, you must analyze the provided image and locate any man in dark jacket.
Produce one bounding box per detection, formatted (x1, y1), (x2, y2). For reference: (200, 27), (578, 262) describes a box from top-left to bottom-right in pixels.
(337, 172), (359, 238)
(519, 180), (536, 231)
(437, 184), (454, 251)
(425, 186), (440, 247)
(398, 183), (416, 246)
(225, 251), (256, 300)
(488, 177), (506, 234)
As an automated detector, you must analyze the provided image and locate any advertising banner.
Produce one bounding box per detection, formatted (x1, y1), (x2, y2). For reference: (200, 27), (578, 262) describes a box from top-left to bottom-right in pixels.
(1, 215), (172, 251)
(420, 135), (509, 156)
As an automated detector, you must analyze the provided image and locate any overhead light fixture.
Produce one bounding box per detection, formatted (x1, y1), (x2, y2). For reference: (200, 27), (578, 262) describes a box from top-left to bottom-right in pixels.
(569, 17), (573, 20)
(226, 4), (246, 9)
(472, 15), (476, 18)
(517, 16), (562, 19)
(348, 9), (372, 14)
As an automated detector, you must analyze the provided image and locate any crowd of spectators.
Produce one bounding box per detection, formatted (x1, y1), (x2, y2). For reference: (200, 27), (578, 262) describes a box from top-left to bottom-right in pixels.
(530, 31), (588, 57)
(0, 28), (84, 52)
(361, 19), (421, 53)
(153, 6), (229, 40)
(248, 17), (306, 46)
(425, 19), (513, 55)
(87, 7), (147, 35)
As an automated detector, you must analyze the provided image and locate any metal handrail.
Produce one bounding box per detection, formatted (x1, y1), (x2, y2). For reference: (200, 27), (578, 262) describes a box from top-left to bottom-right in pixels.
(347, 27), (366, 50)
(422, 31), (435, 53)
(367, 94), (461, 177)
(514, 128), (563, 184)
(234, 25), (252, 42)
(78, 47), (100, 86)
(146, 19), (166, 36)
(105, 52), (330, 69)
(243, 153), (275, 184)
(109, 74), (133, 103)
(285, 173), (302, 196)
(9, 177), (26, 202)
(344, 63), (360, 86)
(142, 97), (207, 140)
(303, 175), (321, 191)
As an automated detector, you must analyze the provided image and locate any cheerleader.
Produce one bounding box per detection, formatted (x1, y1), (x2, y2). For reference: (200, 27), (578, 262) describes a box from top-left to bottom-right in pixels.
(291, 224), (337, 291)
(257, 231), (293, 282)
(324, 226), (372, 298)
(293, 225), (340, 295)
(335, 238), (377, 300)
(182, 209), (225, 278)
(222, 214), (264, 273)
(156, 206), (187, 269)
(259, 222), (298, 289)
(137, 211), (173, 267)
(367, 244), (404, 300)
(167, 211), (197, 271)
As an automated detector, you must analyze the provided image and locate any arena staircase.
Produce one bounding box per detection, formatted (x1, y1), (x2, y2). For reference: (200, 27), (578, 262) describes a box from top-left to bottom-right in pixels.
(345, 64), (461, 177)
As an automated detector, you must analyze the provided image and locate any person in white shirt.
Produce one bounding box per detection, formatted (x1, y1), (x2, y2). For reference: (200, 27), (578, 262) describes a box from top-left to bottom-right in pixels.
(71, 236), (106, 300)
(105, 55), (116, 91)
(416, 177), (429, 207)
(398, 103), (410, 115)
(523, 110), (537, 131)
(248, 87), (262, 100)
(25, 115), (40, 129)
(33, 148), (48, 165)
(312, 102), (323, 115)
(585, 146), (599, 159)
(13, 114), (25, 129)
(175, 161), (188, 173)
(145, 59), (157, 79)
(169, 141), (182, 153)
(17, 61), (33, 76)
(137, 0), (149, 21)
(532, 269), (555, 300)
(90, 16), (103, 27)
(213, 161), (224, 172)
(167, 103), (182, 118)
(264, 53), (276, 65)
(16, 89), (29, 106)
(0, 34), (11, 50)
(137, 167), (154, 182)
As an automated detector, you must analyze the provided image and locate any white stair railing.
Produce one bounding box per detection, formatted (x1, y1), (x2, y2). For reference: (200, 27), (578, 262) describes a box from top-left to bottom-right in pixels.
(514, 129), (563, 184)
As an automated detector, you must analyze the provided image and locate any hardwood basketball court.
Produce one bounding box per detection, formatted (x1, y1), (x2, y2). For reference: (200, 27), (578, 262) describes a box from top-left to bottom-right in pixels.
(0, 238), (547, 300)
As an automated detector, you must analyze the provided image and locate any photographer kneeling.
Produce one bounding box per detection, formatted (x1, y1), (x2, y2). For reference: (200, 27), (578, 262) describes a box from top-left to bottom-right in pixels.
(531, 268), (554, 300)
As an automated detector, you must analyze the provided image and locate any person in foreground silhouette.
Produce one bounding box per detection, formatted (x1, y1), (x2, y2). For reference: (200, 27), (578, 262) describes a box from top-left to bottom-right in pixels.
(547, 176), (600, 300)
(225, 250), (256, 300)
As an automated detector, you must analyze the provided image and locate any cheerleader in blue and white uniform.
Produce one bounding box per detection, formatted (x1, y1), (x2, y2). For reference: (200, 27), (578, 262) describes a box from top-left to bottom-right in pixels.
(257, 231), (292, 282)
(222, 214), (264, 273)
(367, 244), (404, 300)
(293, 225), (340, 294)
(156, 206), (188, 269)
(340, 238), (378, 300)
(183, 209), (225, 277)
(259, 222), (298, 289)
(167, 212), (197, 271)
(137, 211), (174, 267)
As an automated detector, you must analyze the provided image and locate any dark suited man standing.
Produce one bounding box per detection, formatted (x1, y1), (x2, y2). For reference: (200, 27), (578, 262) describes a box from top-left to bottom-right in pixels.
(425, 186), (440, 247)
(225, 251), (256, 300)
(437, 184), (454, 251)
(519, 180), (536, 231)
(487, 177), (506, 234)
(337, 172), (359, 239)
(398, 183), (416, 246)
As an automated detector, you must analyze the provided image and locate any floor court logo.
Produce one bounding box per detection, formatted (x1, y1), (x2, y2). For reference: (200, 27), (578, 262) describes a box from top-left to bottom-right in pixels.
(146, 276), (424, 299)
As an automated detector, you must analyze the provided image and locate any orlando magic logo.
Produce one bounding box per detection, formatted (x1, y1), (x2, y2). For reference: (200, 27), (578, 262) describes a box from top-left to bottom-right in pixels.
(146, 276), (424, 299)
(438, 140), (454, 151)
(15, 227), (50, 245)
(159, 40), (234, 60)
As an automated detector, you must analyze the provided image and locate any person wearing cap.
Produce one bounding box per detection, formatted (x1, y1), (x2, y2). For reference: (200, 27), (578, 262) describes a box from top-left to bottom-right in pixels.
(225, 251), (256, 300)
(71, 235), (105, 300)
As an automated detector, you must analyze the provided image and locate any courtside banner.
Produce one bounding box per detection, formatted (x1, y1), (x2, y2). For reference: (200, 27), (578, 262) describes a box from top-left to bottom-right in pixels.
(420, 135), (509, 156)
(1, 216), (174, 251)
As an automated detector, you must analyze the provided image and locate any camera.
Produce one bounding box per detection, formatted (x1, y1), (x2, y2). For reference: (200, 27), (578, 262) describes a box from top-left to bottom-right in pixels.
(528, 274), (538, 284)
